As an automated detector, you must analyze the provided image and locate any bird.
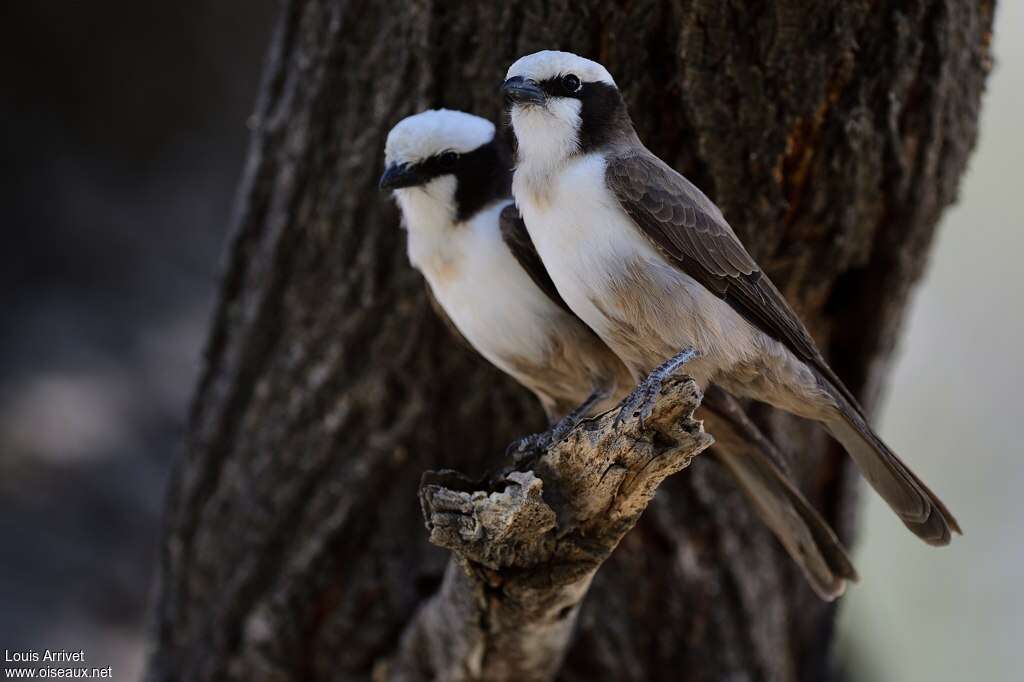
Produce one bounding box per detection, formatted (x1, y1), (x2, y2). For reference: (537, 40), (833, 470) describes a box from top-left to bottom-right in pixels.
(380, 108), (858, 598)
(502, 50), (960, 546)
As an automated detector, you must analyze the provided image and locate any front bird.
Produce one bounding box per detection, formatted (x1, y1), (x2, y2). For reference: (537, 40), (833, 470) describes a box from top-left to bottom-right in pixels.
(502, 50), (959, 545)
(380, 109), (858, 599)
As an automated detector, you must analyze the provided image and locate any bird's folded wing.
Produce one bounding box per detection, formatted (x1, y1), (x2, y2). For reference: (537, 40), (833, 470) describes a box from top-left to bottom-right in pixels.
(604, 149), (861, 411)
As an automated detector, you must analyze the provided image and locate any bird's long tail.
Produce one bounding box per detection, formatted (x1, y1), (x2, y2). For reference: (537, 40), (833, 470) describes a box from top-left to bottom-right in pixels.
(825, 398), (961, 546)
(701, 390), (857, 600)
(715, 446), (858, 600)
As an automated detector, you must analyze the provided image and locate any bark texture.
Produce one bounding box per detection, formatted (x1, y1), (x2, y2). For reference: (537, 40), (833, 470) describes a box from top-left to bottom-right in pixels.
(148, 1), (993, 680)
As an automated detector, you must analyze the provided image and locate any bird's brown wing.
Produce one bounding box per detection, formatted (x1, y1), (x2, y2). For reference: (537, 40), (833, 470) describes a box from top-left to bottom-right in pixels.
(499, 202), (573, 315)
(606, 150), (960, 544)
(604, 148), (861, 411)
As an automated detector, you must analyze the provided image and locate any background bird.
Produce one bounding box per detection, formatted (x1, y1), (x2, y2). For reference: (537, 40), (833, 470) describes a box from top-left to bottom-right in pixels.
(502, 50), (959, 546)
(380, 108), (630, 421)
(381, 109), (858, 598)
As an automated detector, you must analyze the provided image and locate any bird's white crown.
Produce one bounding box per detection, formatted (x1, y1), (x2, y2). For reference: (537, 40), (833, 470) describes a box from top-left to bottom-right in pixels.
(506, 51), (616, 88)
(384, 109), (495, 166)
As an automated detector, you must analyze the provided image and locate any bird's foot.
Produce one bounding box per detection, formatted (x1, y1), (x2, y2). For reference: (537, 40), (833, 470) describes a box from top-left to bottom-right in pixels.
(506, 430), (555, 466)
(615, 347), (699, 429)
(505, 387), (610, 466)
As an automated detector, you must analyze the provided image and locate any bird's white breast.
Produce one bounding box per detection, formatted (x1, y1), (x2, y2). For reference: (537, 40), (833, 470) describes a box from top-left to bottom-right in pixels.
(513, 154), (633, 325)
(513, 152), (761, 384)
(404, 198), (563, 377)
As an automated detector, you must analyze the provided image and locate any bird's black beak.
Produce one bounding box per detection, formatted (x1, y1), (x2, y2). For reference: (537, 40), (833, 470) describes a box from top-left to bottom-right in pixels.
(378, 163), (424, 191)
(502, 76), (546, 106)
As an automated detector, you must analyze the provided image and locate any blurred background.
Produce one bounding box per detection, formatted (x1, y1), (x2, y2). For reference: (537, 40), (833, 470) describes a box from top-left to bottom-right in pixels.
(836, 1), (1024, 678)
(0, 3), (1018, 681)
(0, 2), (276, 678)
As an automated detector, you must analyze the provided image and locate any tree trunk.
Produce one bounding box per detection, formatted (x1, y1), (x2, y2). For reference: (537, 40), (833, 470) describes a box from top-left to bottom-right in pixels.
(148, 1), (993, 680)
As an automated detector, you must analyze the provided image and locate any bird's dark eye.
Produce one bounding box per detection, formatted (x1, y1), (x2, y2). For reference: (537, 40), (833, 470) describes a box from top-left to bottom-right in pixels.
(562, 74), (581, 93)
(439, 150), (459, 169)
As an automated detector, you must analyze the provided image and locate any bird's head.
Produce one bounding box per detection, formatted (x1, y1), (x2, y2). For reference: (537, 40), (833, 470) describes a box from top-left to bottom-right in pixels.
(380, 109), (508, 223)
(502, 51), (631, 166)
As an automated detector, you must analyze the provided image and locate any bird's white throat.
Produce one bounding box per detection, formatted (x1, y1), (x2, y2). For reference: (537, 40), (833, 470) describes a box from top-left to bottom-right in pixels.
(395, 176), (460, 272)
(511, 100), (582, 203)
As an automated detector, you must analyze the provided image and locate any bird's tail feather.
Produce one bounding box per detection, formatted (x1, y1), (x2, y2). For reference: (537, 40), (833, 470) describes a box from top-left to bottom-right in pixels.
(825, 405), (961, 546)
(715, 445), (858, 600)
(700, 389), (857, 600)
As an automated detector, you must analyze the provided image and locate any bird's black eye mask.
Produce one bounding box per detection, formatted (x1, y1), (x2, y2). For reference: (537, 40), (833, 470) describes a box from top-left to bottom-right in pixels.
(537, 73), (584, 98)
(535, 76), (629, 152)
(381, 139), (511, 221)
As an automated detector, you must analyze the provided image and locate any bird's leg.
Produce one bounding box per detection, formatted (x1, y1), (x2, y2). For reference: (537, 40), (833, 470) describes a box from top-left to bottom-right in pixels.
(505, 431), (550, 464)
(550, 386), (609, 440)
(506, 387), (611, 466)
(615, 346), (699, 429)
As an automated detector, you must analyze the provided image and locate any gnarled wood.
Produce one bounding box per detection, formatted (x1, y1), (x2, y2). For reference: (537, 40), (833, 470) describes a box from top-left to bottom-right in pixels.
(390, 372), (709, 681)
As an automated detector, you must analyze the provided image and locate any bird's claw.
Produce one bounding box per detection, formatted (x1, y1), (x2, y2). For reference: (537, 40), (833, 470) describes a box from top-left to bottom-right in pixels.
(505, 387), (610, 465)
(615, 347), (698, 429)
(506, 431), (554, 466)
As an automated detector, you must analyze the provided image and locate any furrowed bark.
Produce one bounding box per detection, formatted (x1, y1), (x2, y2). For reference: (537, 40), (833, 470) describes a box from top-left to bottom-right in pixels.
(147, 1), (994, 680)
